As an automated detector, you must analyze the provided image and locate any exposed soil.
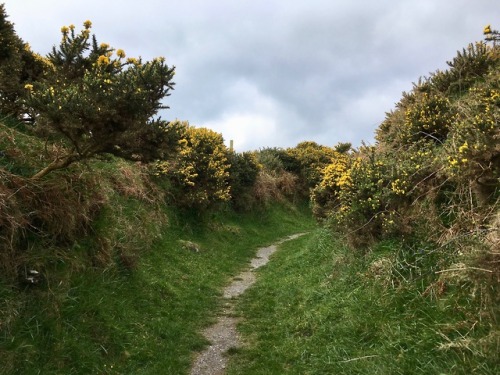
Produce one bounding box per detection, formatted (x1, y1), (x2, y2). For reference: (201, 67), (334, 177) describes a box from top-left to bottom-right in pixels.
(190, 233), (306, 375)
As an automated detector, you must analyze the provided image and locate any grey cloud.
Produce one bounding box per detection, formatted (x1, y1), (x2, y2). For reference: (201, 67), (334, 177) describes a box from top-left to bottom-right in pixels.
(4, 0), (500, 150)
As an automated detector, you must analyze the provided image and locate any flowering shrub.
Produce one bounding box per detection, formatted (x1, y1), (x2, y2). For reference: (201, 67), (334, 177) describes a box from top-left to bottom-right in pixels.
(402, 90), (456, 144)
(310, 151), (350, 219)
(314, 29), (499, 249)
(23, 21), (176, 178)
(285, 141), (338, 189)
(155, 122), (231, 209)
(330, 149), (391, 244)
(442, 74), (500, 204)
(483, 24), (500, 44)
(430, 42), (494, 94)
(0, 5), (47, 115)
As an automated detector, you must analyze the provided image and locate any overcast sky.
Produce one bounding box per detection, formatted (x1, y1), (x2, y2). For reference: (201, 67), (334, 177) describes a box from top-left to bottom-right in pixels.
(3, 1), (499, 151)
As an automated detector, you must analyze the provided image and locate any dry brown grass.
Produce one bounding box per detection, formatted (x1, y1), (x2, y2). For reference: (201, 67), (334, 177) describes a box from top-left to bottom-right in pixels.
(109, 161), (164, 203)
(0, 168), (104, 277)
(0, 157), (167, 280)
(252, 170), (299, 206)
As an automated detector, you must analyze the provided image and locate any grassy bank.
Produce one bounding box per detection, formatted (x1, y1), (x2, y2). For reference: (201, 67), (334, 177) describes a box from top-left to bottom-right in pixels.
(227, 229), (499, 375)
(0, 202), (315, 375)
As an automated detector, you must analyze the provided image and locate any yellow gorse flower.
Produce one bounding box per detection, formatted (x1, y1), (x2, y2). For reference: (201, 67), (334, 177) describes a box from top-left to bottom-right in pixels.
(83, 20), (92, 29)
(448, 157), (458, 167)
(484, 24), (492, 34)
(24, 84), (34, 91)
(116, 49), (126, 59)
(390, 178), (406, 195)
(458, 141), (468, 153)
(97, 55), (110, 66)
(60, 25), (69, 34)
(126, 57), (140, 66)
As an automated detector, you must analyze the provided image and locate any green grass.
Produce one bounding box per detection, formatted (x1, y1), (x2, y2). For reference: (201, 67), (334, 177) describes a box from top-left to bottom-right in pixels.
(0, 203), (315, 375)
(227, 229), (499, 375)
(0, 117), (45, 176)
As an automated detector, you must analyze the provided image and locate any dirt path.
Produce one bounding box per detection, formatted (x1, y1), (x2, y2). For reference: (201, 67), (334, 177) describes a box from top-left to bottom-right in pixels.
(190, 233), (306, 375)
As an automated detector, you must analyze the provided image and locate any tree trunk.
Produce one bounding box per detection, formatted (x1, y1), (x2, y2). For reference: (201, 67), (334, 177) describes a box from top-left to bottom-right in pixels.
(30, 154), (78, 179)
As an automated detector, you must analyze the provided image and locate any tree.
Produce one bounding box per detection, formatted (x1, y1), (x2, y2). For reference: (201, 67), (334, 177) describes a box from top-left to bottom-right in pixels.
(23, 21), (176, 179)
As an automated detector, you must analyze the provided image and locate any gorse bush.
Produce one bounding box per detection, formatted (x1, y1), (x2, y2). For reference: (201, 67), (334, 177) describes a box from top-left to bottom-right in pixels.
(403, 90), (456, 144)
(22, 20), (176, 178)
(314, 30), (499, 244)
(429, 41), (494, 95)
(443, 77), (500, 201)
(227, 151), (261, 210)
(285, 141), (338, 189)
(155, 121), (232, 210)
(310, 150), (350, 219)
(255, 147), (287, 173)
(0, 5), (46, 116)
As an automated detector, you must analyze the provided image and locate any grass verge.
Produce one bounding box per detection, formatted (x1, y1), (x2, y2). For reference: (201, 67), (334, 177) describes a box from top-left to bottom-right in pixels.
(227, 228), (499, 375)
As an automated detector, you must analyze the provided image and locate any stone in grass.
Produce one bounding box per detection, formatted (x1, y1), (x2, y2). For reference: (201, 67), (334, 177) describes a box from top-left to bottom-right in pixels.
(178, 240), (201, 253)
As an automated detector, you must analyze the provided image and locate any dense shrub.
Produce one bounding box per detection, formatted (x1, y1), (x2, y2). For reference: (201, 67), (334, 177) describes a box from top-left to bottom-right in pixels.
(285, 141), (338, 188)
(442, 76), (500, 202)
(227, 151), (261, 209)
(310, 34), (500, 361)
(0, 5), (46, 116)
(155, 121), (231, 210)
(22, 21), (176, 178)
(314, 31), (499, 252)
(254, 147), (288, 173)
(429, 42), (494, 95)
(310, 151), (350, 219)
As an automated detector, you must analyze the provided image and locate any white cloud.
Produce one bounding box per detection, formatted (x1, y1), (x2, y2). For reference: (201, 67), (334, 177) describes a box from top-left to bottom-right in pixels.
(203, 113), (279, 151)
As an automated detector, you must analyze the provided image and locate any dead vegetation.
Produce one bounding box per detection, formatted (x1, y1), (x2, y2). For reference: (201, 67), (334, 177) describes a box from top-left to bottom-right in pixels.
(0, 122), (168, 281)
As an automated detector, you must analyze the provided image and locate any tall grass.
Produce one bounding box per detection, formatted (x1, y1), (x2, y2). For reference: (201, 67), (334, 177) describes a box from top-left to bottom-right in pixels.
(228, 229), (499, 374)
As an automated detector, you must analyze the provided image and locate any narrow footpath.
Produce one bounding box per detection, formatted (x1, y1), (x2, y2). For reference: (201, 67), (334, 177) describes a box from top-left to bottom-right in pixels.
(190, 233), (306, 375)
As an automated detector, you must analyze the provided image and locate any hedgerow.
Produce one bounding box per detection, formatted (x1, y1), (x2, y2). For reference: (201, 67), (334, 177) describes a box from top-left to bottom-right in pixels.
(312, 27), (499, 359)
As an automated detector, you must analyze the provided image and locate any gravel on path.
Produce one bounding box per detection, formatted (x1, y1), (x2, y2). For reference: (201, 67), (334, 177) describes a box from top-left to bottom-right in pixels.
(190, 233), (306, 375)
